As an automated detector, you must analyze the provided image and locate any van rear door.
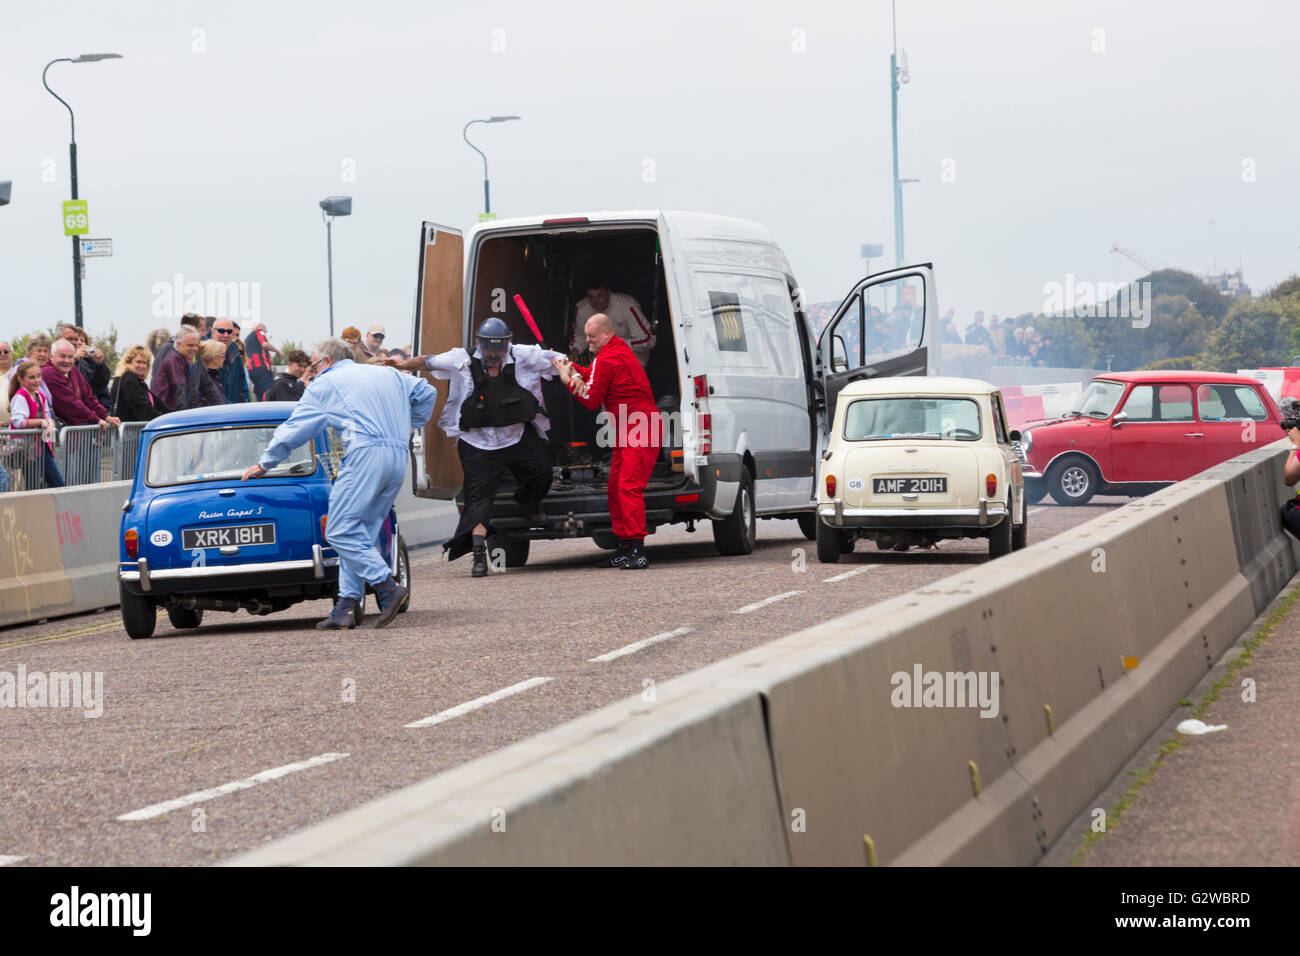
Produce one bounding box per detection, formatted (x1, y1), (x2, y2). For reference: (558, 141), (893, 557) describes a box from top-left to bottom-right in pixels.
(410, 221), (464, 499)
(817, 264), (937, 426)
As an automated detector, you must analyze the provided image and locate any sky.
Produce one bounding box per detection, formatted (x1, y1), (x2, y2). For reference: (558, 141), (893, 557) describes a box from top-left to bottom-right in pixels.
(3, 0), (1298, 351)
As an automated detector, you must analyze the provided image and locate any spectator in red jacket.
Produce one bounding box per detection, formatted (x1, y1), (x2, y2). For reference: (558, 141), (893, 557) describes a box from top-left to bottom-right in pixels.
(554, 313), (660, 569)
(44, 339), (120, 429)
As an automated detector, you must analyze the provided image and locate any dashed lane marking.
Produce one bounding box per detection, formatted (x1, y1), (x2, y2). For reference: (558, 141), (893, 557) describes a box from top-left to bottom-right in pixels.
(0, 856), (26, 866)
(588, 627), (694, 663)
(823, 567), (873, 583)
(733, 591), (806, 615)
(116, 752), (350, 822)
(405, 677), (552, 729)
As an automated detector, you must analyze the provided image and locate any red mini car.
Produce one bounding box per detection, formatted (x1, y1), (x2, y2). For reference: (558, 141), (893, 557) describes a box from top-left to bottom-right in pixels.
(1019, 371), (1282, 505)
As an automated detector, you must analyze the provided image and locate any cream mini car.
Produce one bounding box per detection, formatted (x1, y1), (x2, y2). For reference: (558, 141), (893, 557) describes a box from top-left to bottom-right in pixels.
(815, 376), (1027, 562)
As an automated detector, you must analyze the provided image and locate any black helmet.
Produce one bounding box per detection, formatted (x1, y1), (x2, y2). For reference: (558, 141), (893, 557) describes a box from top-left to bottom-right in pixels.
(476, 317), (512, 367)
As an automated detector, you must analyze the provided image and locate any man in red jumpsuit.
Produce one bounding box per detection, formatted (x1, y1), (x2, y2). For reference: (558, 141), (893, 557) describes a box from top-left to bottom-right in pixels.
(554, 313), (660, 569)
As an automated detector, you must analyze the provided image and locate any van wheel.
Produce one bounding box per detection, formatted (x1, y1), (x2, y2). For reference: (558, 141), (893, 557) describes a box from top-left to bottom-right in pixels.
(796, 513), (818, 541)
(120, 585), (157, 640)
(489, 534), (530, 568)
(1012, 499), (1028, 551)
(166, 605), (203, 629)
(396, 537), (410, 613)
(1048, 458), (1099, 506)
(713, 472), (756, 556)
(988, 515), (1013, 559)
(815, 519), (843, 563)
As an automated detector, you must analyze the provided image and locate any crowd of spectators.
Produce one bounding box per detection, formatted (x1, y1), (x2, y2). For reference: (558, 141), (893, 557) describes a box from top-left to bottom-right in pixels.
(939, 309), (1063, 367)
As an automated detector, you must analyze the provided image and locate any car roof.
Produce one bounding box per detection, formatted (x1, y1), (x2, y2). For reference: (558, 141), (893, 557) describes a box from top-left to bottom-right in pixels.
(143, 402), (297, 434)
(839, 375), (999, 397)
(1092, 371), (1264, 385)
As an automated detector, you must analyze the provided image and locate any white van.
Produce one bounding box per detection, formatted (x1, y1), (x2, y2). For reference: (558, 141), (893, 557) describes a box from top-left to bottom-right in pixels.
(408, 210), (939, 563)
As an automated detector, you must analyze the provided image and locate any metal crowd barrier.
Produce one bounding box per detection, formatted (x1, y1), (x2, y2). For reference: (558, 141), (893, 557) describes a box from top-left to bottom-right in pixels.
(0, 428), (56, 491)
(115, 421), (149, 482)
(56, 424), (119, 486)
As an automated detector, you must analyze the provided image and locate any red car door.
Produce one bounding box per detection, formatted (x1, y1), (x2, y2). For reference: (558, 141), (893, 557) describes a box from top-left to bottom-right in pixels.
(1195, 382), (1273, 469)
(1107, 383), (1204, 481)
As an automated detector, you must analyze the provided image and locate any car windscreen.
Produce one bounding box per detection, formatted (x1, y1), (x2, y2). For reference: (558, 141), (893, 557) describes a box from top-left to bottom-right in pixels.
(844, 397), (982, 441)
(1072, 380), (1126, 418)
(145, 426), (315, 486)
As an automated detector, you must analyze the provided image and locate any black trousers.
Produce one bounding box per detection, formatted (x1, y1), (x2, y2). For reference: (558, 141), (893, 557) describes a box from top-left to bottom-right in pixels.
(446, 427), (552, 560)
(1282, 498), (1300, 541)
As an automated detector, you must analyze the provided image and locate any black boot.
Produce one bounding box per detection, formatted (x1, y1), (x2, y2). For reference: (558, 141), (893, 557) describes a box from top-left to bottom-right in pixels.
(471, 546), (489, 578)
(372, 576), (409, 628)
(316, 597), (360, 630)
(595, 544), (630, 569)
(620, 544), (650, 570)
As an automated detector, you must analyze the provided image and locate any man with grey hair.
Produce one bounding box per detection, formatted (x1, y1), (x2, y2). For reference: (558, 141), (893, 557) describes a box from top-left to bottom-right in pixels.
(243, 338), (438, 629)
(151, 326), (214, 412)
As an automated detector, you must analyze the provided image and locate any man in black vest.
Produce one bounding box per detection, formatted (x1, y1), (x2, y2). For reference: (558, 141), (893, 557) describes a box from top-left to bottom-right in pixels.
(386, 317), (564, 577)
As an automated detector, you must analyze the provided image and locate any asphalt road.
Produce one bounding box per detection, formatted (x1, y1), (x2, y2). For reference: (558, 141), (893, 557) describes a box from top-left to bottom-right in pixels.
(0, 497), (1124, 866)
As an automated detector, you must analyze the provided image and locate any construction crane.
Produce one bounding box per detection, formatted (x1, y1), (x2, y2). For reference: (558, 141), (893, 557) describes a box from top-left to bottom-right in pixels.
(1109, 244), (1159, 274)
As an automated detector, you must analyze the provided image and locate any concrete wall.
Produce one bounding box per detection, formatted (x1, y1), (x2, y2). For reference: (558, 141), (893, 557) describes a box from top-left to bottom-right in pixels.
(0, 479), (457, 629)
(229, 440), (1300, 866)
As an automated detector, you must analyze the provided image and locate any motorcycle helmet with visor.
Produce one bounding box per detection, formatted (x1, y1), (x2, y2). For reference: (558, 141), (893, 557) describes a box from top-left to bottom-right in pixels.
(475, 317), (512, 368)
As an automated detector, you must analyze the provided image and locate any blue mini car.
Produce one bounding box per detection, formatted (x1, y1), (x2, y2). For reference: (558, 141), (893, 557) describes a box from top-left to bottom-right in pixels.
(118, 403), (409, 639)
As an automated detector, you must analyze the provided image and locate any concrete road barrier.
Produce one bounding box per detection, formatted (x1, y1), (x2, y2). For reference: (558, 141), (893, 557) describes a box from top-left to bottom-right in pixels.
(0, 480), (456, 629)
(229, 440), (1298, 866)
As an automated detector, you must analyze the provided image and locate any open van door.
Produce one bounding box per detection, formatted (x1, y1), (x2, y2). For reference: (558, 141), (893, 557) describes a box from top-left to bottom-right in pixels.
(816, 263), (937, 427)
(409, 221), (464, 499)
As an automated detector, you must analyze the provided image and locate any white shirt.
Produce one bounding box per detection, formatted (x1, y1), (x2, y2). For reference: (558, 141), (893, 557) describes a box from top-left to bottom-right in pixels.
(425, 344), (562, 451)
(571, 292), (656, 366)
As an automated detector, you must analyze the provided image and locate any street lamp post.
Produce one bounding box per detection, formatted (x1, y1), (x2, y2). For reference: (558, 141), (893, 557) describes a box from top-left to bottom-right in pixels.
(462, 115), (520, 217)
(42, 53), (123, 327)
(319, 196), (352, 338)
(890, 2), (909, 268)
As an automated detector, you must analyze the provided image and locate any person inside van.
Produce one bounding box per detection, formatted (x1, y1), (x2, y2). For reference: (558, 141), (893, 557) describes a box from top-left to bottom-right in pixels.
(569, 274), (655, 368)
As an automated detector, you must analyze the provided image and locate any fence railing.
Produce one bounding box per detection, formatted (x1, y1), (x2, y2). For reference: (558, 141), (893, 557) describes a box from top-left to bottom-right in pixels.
(1, 421), (151, 491)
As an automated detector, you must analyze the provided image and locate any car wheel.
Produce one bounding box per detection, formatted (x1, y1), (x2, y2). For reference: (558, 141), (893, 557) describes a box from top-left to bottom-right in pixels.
(1024, 479), (1047, 505)
(1048, 457), (1099, 506)
(796, 512), (818, 541)
(120, 585), (157, 640)
(815, 517), (843, 564)
(166, 605), (203, 629)
(988, 513), (1013, 558)
(713, 471), (756, 556)
(488, 534), (530, 568)
(1012, 498), (1028, 551)
(396, 537), (410, 613)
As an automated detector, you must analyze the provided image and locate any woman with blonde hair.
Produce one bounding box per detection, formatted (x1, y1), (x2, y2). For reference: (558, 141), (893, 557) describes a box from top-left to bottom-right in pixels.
(195, 340), (228, 407)
(110, 345), (159, 421)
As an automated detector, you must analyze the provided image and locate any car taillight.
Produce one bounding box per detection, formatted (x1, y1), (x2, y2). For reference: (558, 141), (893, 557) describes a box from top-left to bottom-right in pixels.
(694, 374), (709, 398)
(124, 528), (138, 559)
(826, 474), (837, 497)
(321, 515), (328, 539)
(986, 473), (998, 496)
(698, 413), (712, 455)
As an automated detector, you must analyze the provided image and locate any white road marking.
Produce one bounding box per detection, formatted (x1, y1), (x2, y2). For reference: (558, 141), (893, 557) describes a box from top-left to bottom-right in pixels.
(733, 591), (806, 615)
(823, 566), (873, 583)
(0, 856), (25, 866)
(117, 752), (350, 822)
(588, 627), (693, 663)
(405, 677), (552, 728)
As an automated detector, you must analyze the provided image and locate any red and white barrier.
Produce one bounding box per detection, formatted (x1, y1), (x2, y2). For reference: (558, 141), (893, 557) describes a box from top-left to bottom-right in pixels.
(999, 382), (1083, 427)
(1237, 368), (1300, 402)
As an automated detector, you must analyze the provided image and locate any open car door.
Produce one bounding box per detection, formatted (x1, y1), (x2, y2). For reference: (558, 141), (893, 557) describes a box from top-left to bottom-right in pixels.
(816, 263), (937, 426)
(409, 221), (464, 499)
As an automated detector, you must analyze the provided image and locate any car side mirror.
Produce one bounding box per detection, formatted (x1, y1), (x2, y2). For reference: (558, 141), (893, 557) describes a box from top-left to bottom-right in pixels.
(1009, 429), (1021, 442)
(1111, 412), (1128, 427)
(831, 336), (848, 373)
